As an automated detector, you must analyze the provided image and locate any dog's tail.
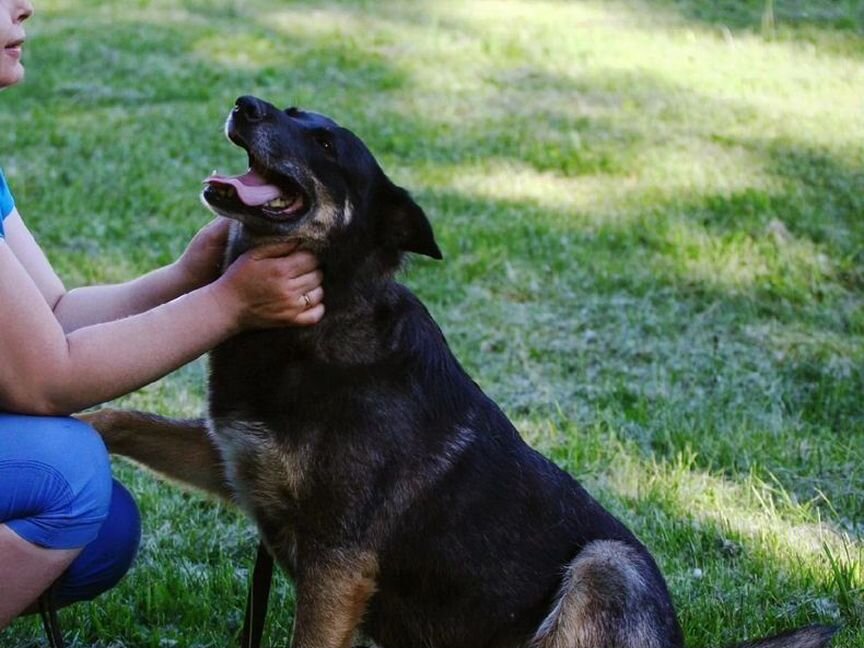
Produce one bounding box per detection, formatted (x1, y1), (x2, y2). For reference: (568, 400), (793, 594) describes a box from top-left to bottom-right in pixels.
(725, 625), (838, 648)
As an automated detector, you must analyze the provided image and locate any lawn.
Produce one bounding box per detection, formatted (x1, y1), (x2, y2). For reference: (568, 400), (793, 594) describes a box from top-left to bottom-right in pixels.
(2, 0), (862, 646)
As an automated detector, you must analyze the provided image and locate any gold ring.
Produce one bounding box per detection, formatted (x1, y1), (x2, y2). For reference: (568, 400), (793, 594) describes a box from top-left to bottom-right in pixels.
(302, 293), (311, 308)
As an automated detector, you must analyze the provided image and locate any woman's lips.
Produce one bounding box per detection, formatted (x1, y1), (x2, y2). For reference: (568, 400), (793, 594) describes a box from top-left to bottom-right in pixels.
(5, 39), (24, 60)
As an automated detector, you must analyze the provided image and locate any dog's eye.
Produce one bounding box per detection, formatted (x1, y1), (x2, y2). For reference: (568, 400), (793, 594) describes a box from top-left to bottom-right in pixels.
(315, 134), (336, 156)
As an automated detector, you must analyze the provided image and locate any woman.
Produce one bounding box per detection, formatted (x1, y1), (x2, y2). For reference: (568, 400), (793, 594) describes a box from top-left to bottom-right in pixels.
(0, 0), (324, 627)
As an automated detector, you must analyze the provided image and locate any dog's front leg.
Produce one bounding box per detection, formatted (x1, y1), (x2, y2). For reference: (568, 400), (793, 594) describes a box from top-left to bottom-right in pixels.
(77, 408), (232, 500)
(290, 551), (379, 648)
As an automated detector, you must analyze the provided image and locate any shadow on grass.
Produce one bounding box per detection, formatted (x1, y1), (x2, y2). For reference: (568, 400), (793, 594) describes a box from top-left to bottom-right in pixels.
(639, 0), (864, 58)
(645, 0), (861, 28)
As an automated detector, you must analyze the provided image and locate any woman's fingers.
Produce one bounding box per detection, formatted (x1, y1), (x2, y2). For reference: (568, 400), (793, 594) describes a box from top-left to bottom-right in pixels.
(297, 286), (324, 310)
(292, 302), (325, 326)
(220, 244), (324, 330)
(287, 270), (324, 296)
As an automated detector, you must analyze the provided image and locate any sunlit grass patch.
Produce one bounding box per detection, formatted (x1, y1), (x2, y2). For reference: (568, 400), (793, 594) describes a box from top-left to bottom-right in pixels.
(542, 421), (863, 643)
(652, 217), (835, 298)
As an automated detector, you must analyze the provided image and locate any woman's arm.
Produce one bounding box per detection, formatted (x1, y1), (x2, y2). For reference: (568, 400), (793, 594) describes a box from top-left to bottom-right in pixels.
(4, 213), (229, 332)
(51, 264), (201, 332)
(0, 216), (323, 416)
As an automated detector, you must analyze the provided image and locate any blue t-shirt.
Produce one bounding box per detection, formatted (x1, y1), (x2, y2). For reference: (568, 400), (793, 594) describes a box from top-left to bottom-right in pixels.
(0, 169), (15, 239)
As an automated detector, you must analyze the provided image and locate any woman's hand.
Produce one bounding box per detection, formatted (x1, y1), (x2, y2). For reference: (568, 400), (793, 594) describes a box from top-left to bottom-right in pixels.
(210, 242), (325, 330)
(174, 218), (232, 289)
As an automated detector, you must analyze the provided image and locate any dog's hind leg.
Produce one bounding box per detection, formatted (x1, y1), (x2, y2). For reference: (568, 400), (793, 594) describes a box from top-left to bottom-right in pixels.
(77, 408), (232, 500)
(530, 540), (682, 648)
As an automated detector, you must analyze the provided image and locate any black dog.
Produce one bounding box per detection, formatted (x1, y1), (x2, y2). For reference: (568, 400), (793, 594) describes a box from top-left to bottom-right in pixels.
(84, 96), (837, 648)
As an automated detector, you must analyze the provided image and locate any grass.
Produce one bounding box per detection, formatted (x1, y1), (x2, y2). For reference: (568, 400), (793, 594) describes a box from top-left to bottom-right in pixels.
(2, 0), (862, 646)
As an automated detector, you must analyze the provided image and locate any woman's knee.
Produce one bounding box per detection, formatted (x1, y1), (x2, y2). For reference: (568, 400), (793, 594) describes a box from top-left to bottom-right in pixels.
(0, 415), (113, 550)
(62, 417), (114, 516)
(55, 480), (141, 606)
(38, 417), (113, 539)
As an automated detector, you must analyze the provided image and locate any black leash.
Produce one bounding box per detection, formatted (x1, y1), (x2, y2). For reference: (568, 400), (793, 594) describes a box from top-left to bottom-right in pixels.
(38, 583), (65, 648)
(240, 541), (275, 648)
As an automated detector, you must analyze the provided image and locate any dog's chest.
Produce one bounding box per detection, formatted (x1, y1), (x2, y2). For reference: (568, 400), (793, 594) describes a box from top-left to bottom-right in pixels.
(206, 336), (366, 513)
(207, 418), (306, 512)
(208, 331), (308, 417)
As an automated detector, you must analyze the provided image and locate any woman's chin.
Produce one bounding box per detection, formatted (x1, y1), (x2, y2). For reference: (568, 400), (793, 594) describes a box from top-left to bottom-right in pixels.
(0, 63), (25, 89)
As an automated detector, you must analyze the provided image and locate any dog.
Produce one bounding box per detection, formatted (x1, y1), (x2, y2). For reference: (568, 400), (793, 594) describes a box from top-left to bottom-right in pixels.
(82, 96), (837, 648)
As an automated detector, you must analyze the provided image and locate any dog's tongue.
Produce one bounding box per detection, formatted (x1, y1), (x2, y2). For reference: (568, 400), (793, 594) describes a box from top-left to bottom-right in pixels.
(205, 170), (282, 206)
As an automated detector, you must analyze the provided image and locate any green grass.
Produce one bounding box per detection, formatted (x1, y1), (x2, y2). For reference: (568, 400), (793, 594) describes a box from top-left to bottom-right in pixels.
(2, 0), (862, 646)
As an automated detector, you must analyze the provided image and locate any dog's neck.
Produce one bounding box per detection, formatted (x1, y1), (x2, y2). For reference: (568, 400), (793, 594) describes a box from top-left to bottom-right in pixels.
(225, 221), (403, 318)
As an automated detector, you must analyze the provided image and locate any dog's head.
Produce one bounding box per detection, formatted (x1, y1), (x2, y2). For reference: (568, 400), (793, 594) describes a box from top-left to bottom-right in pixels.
(202, 96), (442, 265)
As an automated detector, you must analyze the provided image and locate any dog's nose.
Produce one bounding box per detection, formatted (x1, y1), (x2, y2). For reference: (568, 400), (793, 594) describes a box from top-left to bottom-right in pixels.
(234, 95), (266, 123)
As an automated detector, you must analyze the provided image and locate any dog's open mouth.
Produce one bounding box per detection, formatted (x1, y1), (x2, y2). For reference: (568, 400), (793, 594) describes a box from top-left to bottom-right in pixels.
(203, 168), (308, 221)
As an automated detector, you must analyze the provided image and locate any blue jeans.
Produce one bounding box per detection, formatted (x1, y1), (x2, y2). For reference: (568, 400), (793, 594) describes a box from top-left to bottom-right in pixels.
(0, 414), (141, 606)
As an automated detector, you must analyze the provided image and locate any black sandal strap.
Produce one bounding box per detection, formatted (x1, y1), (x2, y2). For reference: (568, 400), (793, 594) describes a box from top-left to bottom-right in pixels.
(38, 583), (65, 648)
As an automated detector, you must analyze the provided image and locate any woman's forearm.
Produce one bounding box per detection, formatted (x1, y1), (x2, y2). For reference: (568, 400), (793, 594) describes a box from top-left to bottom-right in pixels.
(3, 283), (240, 416)
(49, 284), (239, 413)
(1, 235), (322, 417)
(52, 262), (199, 332)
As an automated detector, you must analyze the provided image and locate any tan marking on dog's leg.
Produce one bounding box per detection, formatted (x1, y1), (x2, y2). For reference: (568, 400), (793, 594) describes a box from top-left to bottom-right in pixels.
(77, 409), (232, 500)
(531, 540), (665, 648)
(291, 551), (379, 648)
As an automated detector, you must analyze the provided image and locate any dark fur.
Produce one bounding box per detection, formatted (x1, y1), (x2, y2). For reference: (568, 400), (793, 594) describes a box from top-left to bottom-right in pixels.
(84, 96), (836, 648)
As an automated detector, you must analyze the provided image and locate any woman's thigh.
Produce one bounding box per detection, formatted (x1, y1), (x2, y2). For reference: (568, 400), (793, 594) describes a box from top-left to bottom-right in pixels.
(0, 413), (113, 549)
(0, 413), (142, 605)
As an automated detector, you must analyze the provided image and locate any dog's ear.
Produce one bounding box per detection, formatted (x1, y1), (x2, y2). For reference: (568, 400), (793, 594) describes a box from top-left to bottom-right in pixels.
(376, 179), (443, 260)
